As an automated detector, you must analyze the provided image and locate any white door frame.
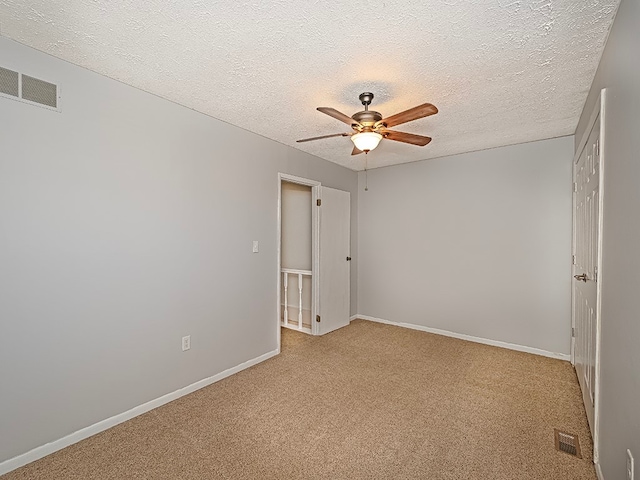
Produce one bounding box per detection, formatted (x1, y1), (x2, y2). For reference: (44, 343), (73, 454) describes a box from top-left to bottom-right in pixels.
(571, 88), (606, 463)
(276, 173), (321, 351)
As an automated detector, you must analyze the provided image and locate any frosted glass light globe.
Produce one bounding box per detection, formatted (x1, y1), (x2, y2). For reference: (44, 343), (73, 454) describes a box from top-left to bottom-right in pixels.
(351, 132), (382, 152)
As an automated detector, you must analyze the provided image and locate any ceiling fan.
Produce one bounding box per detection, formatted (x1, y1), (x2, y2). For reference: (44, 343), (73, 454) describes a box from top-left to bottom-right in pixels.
(297, 92), (438, 155)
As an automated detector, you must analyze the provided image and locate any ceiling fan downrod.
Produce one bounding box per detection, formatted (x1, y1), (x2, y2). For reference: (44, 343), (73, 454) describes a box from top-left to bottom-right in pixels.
(359, 92), (374, 111)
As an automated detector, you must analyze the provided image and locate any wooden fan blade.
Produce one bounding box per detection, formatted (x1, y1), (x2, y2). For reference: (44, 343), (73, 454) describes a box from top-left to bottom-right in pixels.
(381, 129), (432, 146)
(317, 107), (361, 127)
(351, 146), (363, 155)
(297, 133), (350, 143)
(377, 103), (438, 128)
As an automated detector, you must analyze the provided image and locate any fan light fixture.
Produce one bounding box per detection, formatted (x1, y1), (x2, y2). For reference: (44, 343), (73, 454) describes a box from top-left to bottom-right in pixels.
(351, 131), (382, 153)
(296, 92), (437, 157)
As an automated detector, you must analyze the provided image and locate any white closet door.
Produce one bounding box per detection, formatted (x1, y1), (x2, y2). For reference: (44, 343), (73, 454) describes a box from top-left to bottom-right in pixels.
(573, 112), (601, 437)
(317, 186), (351, 335)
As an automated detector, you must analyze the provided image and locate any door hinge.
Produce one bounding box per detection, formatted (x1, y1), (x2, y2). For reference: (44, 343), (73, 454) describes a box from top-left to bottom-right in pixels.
(594, 266), (598, 282)
(572, 327), (575, 337)
(317, 199), (321, 206)
(572, 255), (576, 265)
(595, 139), (600, 156)
(316, 315), (321, 322)
(573, 182), (577, 193)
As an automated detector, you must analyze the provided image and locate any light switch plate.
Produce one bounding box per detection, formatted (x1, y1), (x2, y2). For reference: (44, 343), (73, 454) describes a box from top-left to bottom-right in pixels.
(252, 240), (259, 253)
(628, 449), (634, 480)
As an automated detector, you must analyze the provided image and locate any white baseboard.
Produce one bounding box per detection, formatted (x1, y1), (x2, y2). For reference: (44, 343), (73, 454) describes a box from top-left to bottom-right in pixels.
(595, 462), (604, 480)
(351, 314), (570, 361)
(0, 348), (279, 476)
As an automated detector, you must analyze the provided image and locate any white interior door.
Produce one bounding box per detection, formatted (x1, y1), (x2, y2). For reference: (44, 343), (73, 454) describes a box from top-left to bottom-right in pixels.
(573, 111), (601, 437)
(316, 186), (350, 335)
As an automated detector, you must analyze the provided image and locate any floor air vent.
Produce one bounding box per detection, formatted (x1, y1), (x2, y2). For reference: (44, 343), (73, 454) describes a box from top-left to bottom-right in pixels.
(554, 429), (582, 458)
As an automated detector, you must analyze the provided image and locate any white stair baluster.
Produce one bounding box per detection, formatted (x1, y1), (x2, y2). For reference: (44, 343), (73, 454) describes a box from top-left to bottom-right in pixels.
(280, 269), (312, 332)
(298, 273), (303, 329)
(283, 272), (288, 326)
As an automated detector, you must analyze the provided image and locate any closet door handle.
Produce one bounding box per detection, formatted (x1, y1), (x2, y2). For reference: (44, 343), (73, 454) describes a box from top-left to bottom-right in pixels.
(346, 256), (351, 261)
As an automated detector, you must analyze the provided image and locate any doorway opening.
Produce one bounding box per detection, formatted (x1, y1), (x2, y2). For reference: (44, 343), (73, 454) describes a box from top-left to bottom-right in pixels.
(276, 173), (352, 352)
(280, 180), (314, 334)
(277, 174), (320, 352)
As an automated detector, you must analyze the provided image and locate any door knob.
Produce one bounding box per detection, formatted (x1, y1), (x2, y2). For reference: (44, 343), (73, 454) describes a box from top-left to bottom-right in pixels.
(346, 256), (352, 261)
(574, 273), (588, 282)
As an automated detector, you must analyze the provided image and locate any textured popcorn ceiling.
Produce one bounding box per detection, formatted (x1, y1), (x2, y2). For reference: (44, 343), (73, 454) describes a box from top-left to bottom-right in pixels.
(0, 0), (619, 170)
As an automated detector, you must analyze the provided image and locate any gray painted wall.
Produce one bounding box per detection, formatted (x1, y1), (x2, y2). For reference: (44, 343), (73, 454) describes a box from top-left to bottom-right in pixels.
(575, 0), (640, 477)
(281, 182), (312, 271)
(358, 136), (574, 355)
(0, 37), (357, 463)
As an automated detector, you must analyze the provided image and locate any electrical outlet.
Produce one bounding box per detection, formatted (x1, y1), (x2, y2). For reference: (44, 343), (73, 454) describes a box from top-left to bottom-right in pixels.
(628, 449), (635, 480)
(182, 335), (191, 351)
(252, 240), (259, 253)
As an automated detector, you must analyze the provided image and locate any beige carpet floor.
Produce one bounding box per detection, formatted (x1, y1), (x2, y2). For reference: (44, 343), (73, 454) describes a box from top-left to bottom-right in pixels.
(3, 319), (597, 479)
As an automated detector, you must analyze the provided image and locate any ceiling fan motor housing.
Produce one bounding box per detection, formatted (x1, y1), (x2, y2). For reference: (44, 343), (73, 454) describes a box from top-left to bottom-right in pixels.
(351, 110), (383, 128)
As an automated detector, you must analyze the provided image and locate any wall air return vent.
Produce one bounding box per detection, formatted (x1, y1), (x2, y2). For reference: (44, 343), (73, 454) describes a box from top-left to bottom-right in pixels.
(0, 66), (60, 111)
(22, 74), (58, 108)
(0, 67), (19, 97)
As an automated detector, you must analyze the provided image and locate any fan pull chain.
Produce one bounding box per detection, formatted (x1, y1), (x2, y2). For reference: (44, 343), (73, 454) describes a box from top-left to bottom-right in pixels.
(364, 157), (369, 191)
